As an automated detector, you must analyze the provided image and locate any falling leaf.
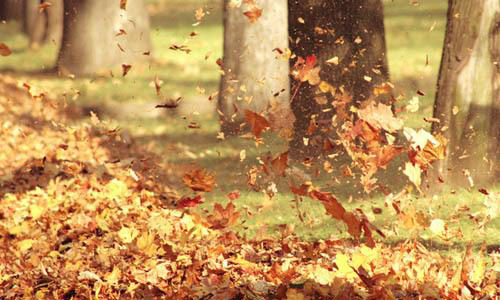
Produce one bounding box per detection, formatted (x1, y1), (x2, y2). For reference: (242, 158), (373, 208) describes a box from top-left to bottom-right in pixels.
(183, 169), (216, 192)
(244, 110), (270, 138)
(0, 43), (12, 56)
(38, 2), (51, 12)
(243, 6), (263, 23)
(452, 105), (459, 115)
(326, 56), (339, 65)
(407, 96), (420, 113)
(194, 7), (206, 21)
(240, 149), (246, 162)
(120, 0), (127, 9)
(178, 195), (204, 208)
(358, 102), (403, 133)
(121, 64), (131, 77)
(403, 162), (421, 187)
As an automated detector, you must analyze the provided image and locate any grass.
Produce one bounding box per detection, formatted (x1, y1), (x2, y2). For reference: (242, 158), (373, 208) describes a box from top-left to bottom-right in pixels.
(1, 0), (498, 258)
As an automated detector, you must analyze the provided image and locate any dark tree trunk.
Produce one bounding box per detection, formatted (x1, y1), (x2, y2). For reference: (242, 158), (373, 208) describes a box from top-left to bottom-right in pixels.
(431, 0), (499, 187)
(288, 0), (390, 158)
(57, 0), (152, 76)
(218, 0), (291, 136)
(0, 0), (24, 21)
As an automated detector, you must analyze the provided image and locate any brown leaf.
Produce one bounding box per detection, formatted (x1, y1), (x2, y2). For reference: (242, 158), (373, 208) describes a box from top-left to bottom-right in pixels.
(183, 169), (216, 192)
(121, 64), (131, 77)
(243, 7), (263, 23)
(271, 151), (288, 177)
(120, 0), (127, 10)
(309, 190), (345, 221)
(244, 110), (270, 138)
(0, 43), (12, 56)
(38, 2), (51, 12)
(357, 102), (403, 133)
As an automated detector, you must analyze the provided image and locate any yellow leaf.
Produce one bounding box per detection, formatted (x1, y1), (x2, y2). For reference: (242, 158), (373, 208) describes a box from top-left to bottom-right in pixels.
(308, 264), (335, 285)
(105, 266), (122, 285)
(118, 226), (139, 244)
(403, 162), (421, 187)
(137, 232), (157, 256)
(335, 253), (356, 278)
(30, 204), (44, 219)
(286, 288), (305, 300)
(18, 239), (35, 253)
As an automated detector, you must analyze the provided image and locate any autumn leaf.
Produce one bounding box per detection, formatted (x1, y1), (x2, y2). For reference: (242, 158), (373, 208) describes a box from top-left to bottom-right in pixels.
(120, 0), (127, 10)
(206, 202), (241, 229)
(271, 151), (289, 177)
(243, 6), (262, 23)
(183, 169), (216, 192)
(121, 64), (131, 77)
(403, 162), (421, 188)
(38, 2), (51, 12)
(178, 195), (204, 208)
(358, 102), (403, 133)
(310, 190), (345, 221)
(244, 109), (270, 138)
(293, 55), (321, 86)
(0, 43), (12, 56)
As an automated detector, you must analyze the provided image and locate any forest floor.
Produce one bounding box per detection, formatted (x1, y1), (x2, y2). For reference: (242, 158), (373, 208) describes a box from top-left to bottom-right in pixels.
(0, 0), (498, 265)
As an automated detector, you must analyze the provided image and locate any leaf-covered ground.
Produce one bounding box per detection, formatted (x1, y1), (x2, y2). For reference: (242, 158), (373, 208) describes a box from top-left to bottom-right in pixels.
(0, 75), (498, 299)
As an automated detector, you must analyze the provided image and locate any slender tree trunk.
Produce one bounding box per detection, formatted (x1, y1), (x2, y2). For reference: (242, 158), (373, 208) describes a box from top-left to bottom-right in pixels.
(57, 0), (151, 76)
(218, 0), (290, 136)
(288, 0), (390, 158)
(431, 0), (499, 187)
(24, 0), (63, 49)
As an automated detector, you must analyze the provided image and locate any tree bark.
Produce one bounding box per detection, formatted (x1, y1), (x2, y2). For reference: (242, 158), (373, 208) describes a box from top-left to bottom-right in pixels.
(431, 0), (499, 186)
(288, 0), (390, 158)
(218, 0), (291, 136)
(57, 0), (152, 76)
(0, 0), (25, 21)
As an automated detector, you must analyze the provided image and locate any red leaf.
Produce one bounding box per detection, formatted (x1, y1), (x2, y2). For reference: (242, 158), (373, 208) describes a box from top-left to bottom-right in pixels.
(178, 195), (204, 208)
(244, 110), (270, 138)
(0, 43), (12, 56)
(243, 7), (262, 23)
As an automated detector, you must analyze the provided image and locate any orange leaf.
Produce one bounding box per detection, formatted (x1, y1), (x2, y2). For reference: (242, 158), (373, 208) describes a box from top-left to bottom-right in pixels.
(183, 169), (216, 192)
(0, 43), (11, 56)
(243, 6), (262, 23)
(120, 0), (127, 9)
(244, 110), (270, 138)
(309, 190), (345, 221)
(122, 64), (131, 77)
(358, 102), (403, 133)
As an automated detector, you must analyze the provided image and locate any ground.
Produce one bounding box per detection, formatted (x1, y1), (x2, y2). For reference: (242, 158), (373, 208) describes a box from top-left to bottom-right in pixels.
(0, 1), (498, 297)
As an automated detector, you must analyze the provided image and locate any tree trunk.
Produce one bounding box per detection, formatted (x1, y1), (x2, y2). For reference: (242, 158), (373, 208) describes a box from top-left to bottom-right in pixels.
(288, 0), (390, 158)
(431, 0), (499, 187)
(57, 0), (152, 76)
(0, 0), (24, 21)
(24, 0), (63, 49)
(218, 0), (290, 136)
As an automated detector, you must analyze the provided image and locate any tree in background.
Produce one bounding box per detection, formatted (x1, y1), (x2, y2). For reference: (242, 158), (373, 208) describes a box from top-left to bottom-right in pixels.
(218, 0), (291, 136)
(431, 0), (499, 186)
(0, 0), (24, 21)
(57, 0), (152, 76)
(288, 0), (390, 158)
(24, 0), (64, 49)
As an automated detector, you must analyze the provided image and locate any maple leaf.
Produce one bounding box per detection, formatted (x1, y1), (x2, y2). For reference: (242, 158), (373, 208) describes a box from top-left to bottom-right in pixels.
(183, 169), (216, 192)
(243, 6), (262, 23)
(244, 109), (270, 138)
(309, 190), (345, 221)
(120, 0), (127, 9)
(178, 195), (204, 208)
(0, 43), (12, 56)
(293, 55), (321, 86)
(357, 102), (403, 133)
(403, 162), (421, 188)
(206, 202), (241, 229)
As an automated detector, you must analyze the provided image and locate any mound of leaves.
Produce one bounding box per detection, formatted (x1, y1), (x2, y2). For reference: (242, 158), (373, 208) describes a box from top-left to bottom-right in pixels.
(0, 75), (497, 299)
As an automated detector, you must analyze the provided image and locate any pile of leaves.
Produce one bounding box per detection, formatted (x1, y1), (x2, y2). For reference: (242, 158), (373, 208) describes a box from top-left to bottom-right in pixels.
(0, 75), (498, 299)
